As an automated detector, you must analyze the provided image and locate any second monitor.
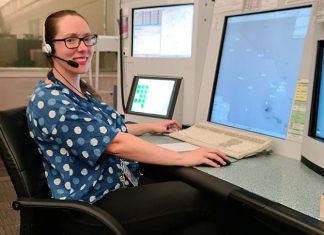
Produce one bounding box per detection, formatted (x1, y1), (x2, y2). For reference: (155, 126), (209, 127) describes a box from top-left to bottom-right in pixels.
(125, 75), (183, 124)
(132, 4), (194, 58)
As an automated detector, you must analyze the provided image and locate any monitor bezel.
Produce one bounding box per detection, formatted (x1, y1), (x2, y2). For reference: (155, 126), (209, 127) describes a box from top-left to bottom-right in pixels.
(308, 40), (324, 142)
(300, 39), (324, 177)
(207, 5), (312, 138)
(131, 3), (194, 58)
(125, 75), (182, 119)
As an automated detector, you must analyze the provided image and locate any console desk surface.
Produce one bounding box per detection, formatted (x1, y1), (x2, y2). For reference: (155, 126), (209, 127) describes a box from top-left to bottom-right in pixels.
(141, 134), (324, 221)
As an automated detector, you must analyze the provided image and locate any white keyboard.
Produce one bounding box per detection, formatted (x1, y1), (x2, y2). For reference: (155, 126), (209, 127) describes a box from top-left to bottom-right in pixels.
(169, 122), (272, 159)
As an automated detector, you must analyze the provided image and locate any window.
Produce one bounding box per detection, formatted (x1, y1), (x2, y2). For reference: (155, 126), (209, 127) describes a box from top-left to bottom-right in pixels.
(0, 0), (116, 70)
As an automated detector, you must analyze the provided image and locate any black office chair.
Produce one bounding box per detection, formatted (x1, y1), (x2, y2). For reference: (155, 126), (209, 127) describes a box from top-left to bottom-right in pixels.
(0, 107), (127, 235)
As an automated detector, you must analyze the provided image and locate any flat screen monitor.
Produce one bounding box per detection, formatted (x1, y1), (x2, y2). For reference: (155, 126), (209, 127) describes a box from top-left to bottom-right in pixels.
(208, 6), (312, 139)
(126, 75), (182, 119)
(132, 4), (194, 58)
(301, 40), (324, 176)
(309, 42), (324, 140)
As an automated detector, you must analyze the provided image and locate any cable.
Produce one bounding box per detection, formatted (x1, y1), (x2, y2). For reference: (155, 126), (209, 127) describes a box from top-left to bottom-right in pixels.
(53, 67), (84, 97)
(119, 4), (126, 112)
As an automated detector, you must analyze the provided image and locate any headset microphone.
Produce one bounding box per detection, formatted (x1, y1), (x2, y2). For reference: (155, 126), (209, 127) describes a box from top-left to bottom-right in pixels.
(51, 54), (79, 68)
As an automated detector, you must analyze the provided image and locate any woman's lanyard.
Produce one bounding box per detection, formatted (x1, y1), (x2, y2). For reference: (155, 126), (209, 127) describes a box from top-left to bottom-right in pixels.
(47, 71), (57, 83)
(120, 159), (138, 187)
(47, 70), (85, 98)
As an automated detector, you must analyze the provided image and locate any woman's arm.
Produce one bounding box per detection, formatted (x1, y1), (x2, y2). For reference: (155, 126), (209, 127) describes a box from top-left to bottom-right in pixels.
(126, 120), (181, 136)
(105, 132), (228, 167)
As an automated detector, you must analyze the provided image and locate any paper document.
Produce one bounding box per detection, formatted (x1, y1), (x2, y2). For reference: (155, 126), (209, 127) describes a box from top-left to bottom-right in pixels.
(157, 142), (199, 152)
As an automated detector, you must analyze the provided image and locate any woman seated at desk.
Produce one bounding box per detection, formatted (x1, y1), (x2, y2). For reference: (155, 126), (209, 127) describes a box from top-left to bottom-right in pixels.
(26, 9), (228, 234)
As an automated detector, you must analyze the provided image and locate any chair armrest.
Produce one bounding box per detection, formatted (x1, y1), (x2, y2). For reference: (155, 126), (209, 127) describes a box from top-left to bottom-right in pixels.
(12, 197), (127, 235)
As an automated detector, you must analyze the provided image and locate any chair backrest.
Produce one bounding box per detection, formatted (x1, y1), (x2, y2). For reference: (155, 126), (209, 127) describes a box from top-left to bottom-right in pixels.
(0, 107), (49, 198)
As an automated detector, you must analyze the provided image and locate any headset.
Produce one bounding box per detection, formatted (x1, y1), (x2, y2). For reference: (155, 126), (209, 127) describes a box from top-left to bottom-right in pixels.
(42, 21), (54, 55)
(42, 22), (79, 68)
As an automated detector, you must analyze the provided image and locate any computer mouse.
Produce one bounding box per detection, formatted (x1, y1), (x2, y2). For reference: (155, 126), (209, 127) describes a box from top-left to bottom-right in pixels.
(201, 158), (231, 167)
(214, 158), (231, 167)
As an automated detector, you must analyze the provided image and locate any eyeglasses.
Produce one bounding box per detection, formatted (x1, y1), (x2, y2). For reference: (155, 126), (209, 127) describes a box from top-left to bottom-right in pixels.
(52, 34), (98, 49)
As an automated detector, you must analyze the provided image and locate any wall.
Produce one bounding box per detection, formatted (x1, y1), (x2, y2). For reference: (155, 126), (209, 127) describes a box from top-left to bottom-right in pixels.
(117, 0), (215, 125)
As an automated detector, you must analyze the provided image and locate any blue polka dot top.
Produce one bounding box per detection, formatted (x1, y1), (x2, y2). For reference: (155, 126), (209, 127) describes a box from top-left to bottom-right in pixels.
(26, 71), (139, 204)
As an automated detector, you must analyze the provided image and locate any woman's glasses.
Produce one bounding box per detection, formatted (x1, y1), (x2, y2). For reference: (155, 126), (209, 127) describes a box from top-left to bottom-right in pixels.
(52, 34), (97, 49)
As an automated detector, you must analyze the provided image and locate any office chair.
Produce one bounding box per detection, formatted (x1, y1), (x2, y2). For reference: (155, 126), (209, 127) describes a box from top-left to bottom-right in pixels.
(0, 107), (127, 235)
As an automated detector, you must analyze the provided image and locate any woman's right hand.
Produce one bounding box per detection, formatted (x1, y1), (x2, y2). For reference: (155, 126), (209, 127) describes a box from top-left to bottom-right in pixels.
(181, 147), (229, 168)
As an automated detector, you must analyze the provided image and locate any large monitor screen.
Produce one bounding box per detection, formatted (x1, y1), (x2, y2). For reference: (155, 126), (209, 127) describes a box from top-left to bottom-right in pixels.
(300, 40), (324, 176)
(132, 4), (194, 58)
(208, 6), (311, 139)
(126, 75), (182, 119)
(310, 40), (324, 140)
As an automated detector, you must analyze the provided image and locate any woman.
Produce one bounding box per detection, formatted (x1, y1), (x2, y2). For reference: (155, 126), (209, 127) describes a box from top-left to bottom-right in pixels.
(27, 10), (228, 234)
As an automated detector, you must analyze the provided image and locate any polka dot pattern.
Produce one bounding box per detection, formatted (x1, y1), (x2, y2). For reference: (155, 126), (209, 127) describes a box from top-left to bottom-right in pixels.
(26, 71), (139, 204)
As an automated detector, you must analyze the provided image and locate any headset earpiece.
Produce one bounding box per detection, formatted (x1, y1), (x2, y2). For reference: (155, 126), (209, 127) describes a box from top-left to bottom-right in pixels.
(42, 43), (52, 55)
(42, 20), (52, 56)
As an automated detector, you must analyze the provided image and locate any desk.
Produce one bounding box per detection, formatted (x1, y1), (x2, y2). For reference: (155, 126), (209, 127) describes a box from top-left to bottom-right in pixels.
(141, 134), (324, 235)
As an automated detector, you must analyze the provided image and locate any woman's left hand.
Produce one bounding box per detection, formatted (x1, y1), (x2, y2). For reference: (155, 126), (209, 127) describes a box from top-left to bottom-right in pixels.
(149, 120), (181, 134)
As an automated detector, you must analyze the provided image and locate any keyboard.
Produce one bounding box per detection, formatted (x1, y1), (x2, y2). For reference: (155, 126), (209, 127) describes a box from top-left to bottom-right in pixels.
(168, 122), (272, 159)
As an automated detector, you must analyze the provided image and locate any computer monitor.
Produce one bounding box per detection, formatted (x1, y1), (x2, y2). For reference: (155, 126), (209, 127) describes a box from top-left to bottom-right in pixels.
(301, 40), (324, 176)
(125, 75), (182, 121)
(131, 4), (194, 58)
(208, 6), (312, 140)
